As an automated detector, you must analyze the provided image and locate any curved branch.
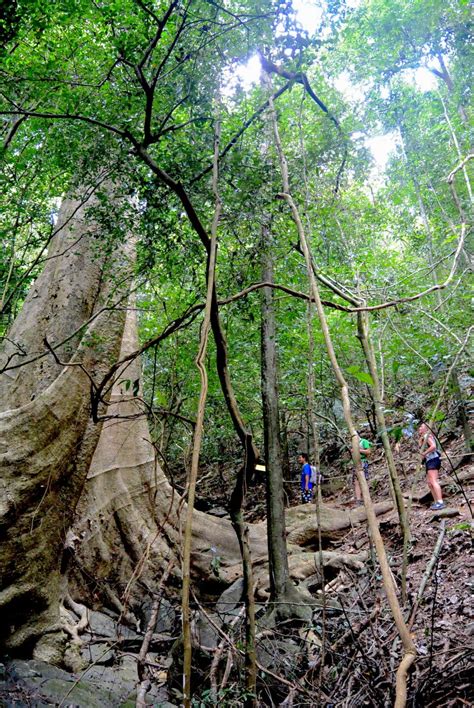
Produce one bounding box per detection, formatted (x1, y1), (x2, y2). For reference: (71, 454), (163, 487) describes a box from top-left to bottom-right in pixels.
(259, 53), (339, 127)
(2, 114), (27, 149)
(0, 107), (132, 140)
(259, 53), (348, 193)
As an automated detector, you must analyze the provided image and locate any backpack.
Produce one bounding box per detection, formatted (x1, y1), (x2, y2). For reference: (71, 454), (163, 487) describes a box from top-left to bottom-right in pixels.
(422, 433), (441, 462)
(310, 465), (321, 485)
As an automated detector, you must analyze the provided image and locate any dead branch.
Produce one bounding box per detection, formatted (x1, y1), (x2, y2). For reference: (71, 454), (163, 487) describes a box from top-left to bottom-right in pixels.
(408, 520), (446, 631)
(209, 602), (246, 702)
(136, 561), (174, 707)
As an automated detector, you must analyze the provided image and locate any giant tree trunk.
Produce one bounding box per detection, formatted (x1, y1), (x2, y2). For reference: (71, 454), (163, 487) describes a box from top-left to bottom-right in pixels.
(0, 189), (266, 658)
(0, 190), (128, 657)
(71, 307), (273, 611)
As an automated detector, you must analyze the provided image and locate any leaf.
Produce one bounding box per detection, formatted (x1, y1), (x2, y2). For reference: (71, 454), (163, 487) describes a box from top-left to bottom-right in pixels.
(391, 425), (403, 442)
(442, 232), (459, 245)
(346, 365), (374, 386)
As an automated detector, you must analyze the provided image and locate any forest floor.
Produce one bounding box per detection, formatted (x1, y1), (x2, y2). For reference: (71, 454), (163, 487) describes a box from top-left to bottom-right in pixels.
(1, 433), (472, 707)
(193, 433), (474, 706)
(316, 437), (474, 707)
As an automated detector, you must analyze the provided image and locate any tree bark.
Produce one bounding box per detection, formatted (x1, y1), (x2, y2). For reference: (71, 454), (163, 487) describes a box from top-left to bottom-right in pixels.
(261, 222), (293, 606)
(0, 189), (128, 656)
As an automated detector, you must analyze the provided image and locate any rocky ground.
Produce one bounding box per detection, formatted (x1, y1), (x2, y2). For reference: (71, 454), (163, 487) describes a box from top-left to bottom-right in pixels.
(1, 436), (472, 707)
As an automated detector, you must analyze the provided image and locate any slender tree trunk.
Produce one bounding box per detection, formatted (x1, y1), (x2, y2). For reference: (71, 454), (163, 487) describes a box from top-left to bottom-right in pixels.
(261, 222), (292, 604)
(438, 92), (472, 202)
(280, 411), (291, 482)
(229, 436), (257, 708)
(449, 370), (472, 452)
(211, 302), (259, 465)
(307, 305), (321, 472)
(182, 122), (221, 707)
(307, 301), (327, 699)
(267, 78), (416, 705)
(435, 52), (469, 125)
(356, 310), (410, 601)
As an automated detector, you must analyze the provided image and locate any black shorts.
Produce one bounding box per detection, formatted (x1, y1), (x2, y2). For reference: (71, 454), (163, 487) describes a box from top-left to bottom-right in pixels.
(425, 457), (441, 471)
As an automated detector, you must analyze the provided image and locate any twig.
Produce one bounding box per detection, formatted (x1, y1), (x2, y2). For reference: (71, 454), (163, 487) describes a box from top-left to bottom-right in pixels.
(427, 546), (441, 687)
(209, 602), (246, 702)
(416, 521), (446, 606)
(43, 337), (98, 390)
(420, 309), (463, 345)
(408, 520), (446, 630)
(136, 560), (174, 707)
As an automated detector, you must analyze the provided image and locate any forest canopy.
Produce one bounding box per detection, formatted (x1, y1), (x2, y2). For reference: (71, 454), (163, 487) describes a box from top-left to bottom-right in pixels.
(1, 0), (471, 443)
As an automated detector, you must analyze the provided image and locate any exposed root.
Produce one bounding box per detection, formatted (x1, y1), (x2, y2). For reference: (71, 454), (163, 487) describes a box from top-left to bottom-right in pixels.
(64, 594), (89, 643)
(58, 594), (90, 672)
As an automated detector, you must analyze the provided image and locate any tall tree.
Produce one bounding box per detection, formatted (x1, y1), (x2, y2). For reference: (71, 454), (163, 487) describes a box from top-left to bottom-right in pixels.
(261, 219), (309, 619)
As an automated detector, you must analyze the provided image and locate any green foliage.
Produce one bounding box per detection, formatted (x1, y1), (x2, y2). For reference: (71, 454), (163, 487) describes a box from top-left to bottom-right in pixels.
(192, 686), (257, 707)
(447, 521), (472, 535)
(346, 366), (374, 386)
(0, 0), (471, 467)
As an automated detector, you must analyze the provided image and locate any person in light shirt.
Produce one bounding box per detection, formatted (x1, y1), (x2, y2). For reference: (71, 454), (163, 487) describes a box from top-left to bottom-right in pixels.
(418, 423), (444, 511)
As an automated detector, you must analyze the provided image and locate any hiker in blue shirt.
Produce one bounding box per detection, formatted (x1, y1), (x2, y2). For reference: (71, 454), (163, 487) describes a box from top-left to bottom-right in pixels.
(298, 452), (313, 503)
